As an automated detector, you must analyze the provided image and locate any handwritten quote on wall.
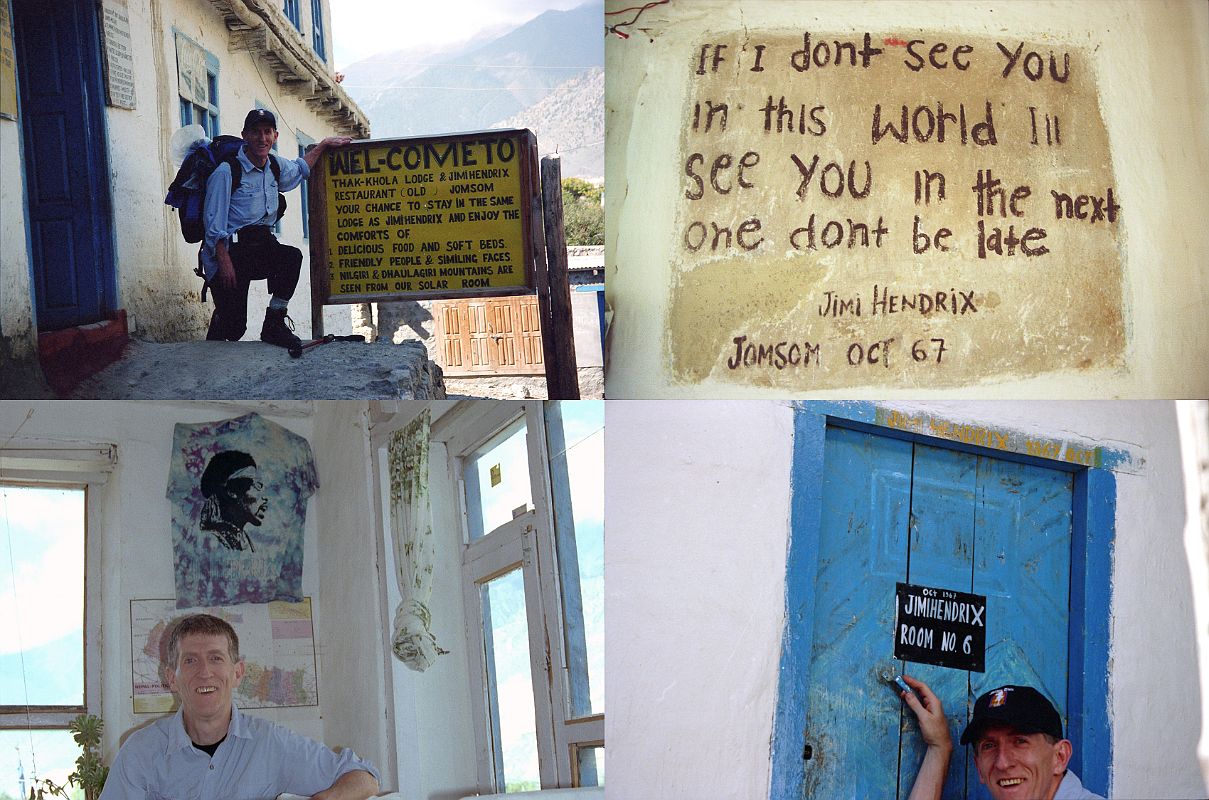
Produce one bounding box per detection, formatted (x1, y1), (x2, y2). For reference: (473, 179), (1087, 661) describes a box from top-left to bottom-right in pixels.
(668, 33), (1123, 389)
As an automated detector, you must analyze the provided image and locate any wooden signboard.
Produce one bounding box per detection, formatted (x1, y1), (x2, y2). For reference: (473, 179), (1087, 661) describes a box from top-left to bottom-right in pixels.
(309, 129), (539, 305)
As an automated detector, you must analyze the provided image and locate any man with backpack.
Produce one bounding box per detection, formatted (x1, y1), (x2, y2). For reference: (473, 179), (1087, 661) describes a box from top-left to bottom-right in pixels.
(200, 108), (351, 347)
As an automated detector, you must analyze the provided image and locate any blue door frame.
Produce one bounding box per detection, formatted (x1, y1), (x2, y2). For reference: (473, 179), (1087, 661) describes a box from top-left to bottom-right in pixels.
(770, 403), (1115, 799)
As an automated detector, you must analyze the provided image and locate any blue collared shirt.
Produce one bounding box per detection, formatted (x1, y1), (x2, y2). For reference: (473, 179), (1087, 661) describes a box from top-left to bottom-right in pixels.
(200, 146), (310, 280)
(97, 704), (379, 800)
(1055, 770), (1107, 800)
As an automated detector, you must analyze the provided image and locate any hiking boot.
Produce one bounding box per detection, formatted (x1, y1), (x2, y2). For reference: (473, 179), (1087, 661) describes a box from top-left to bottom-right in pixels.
(260, 307), (301, 349)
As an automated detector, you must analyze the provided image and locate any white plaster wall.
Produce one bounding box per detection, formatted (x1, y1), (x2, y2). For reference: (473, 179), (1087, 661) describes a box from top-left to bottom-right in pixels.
(312, 401), (393, 782)
(606, 400), (796, 799)
(604, 0), (1209, 398)
(0, 107), (33, 359)
(606, 400), (1208, 798)
(1179, 401), (1209, 788)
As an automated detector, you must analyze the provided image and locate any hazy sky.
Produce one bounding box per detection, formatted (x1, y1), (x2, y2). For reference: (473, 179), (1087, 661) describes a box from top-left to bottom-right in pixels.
(330, 0), (589, 70)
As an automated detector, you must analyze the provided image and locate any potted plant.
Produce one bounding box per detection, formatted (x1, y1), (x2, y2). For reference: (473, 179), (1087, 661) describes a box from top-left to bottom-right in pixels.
(28, 714), (108, 800)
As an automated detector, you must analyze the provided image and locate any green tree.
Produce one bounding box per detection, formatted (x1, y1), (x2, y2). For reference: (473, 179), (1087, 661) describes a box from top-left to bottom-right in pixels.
(560, 178), (604, 246)
(561, 177), (601, 204)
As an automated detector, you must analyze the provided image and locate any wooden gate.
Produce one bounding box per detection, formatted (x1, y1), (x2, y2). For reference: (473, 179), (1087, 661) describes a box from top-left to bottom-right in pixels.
(434, 295), (544, 377)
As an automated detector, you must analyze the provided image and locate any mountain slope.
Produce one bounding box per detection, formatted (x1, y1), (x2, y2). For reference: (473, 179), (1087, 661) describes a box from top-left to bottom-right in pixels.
(342, 1), (603, 147)
(493, 65), (603, 180)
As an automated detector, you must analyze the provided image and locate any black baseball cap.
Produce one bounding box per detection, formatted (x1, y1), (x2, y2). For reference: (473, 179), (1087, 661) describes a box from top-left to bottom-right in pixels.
(243, 108), (276, 130)
(960, 685), (1064, 745)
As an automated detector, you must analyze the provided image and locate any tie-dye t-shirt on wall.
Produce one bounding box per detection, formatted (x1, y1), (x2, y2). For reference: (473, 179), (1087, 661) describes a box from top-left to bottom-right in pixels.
(167, 413), (318, 608)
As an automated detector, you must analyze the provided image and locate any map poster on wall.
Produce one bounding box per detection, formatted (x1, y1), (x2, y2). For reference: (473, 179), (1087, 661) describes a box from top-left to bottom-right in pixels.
(670, 32), (1123, 390)
(309, 128), (539, 305)
(130, 597), (319, 713)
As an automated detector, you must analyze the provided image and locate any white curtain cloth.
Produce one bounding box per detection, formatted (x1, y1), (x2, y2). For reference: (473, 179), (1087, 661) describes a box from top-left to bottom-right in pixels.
(388, 409), (447, 671)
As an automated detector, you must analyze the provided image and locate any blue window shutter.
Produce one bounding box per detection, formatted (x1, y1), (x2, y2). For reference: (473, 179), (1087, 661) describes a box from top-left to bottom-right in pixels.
(310, 0), (326, 62)
(284, 0), (301, 29)
(297, 132), (315, 239)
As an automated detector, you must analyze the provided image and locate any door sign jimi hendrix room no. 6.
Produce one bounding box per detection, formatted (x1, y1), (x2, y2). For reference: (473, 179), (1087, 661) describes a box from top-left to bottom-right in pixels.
(167, 413), (318, 608)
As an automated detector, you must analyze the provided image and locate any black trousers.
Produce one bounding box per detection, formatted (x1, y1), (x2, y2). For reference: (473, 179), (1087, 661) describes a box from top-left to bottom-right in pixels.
(206, 227), (302, 341)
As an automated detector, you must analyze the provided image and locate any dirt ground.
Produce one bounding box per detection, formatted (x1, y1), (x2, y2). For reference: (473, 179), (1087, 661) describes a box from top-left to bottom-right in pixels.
(3, 339), (604, 400)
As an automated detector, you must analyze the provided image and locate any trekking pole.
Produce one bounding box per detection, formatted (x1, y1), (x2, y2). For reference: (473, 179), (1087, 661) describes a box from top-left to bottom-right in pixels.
(288, 334), (365, 358)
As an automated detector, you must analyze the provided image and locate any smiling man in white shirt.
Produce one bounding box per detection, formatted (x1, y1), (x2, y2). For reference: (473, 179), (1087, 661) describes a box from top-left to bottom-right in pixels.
(903, 678), (1106, 800)
(100, 614), (379, 800)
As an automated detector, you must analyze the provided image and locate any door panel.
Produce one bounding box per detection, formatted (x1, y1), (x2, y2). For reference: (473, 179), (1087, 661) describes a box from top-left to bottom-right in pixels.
(808, 426), (1073, 800)
(900, 443), (981, 800)
(967, 457), (1072, 799)
(434, 297), (545, 376)
(804, 426), (911, 799)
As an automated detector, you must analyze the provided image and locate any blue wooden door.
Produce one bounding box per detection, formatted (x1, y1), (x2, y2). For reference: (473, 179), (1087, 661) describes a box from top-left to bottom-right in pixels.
(804, 425), (1073, 799)
(13, 0), (115, 330)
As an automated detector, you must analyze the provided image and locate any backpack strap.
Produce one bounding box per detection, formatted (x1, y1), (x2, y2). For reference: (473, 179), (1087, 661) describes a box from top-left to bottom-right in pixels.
(224, 156), (243, 196)
(220, 153), (285, 224)
(225, 153), (280, 193)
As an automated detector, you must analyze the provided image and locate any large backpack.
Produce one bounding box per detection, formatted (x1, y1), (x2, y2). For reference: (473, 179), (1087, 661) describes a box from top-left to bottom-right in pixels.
(165, 134), (286, 243)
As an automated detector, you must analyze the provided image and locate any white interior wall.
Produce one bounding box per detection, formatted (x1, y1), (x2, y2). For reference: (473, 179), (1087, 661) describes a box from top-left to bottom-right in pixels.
(605, 0), (1209, 398)
(606, 400), (1208, 798)
(1, 398), (496, 797)
(312, 401), (393, 783)
(0, 401), (395, 768)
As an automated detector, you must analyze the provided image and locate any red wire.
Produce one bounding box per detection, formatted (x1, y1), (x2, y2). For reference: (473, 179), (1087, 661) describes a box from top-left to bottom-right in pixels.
(605, 0), (669, 15)
(606, 0), (669, 39)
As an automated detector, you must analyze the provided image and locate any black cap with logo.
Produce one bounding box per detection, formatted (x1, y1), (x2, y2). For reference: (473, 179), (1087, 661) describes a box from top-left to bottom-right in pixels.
(243, 108), (277, 131)
(959, 685), (1064, 745)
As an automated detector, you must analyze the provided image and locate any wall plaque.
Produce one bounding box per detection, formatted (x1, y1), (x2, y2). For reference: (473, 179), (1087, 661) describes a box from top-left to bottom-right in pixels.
(0, 0), (15, 120)
(670, 33), (1123, 389)
(101, 0), (136, 109)
(895, 582), (987, 672)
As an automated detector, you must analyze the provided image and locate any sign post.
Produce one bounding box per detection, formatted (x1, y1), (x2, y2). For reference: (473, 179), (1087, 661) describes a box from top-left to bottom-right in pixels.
(539, 154), (579, 399)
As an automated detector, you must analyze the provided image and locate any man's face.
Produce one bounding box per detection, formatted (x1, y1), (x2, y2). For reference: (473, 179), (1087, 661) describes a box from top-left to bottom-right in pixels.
(167, 632), (244, 723)
(973, 725), (1072, 800)
(242, 122), (278, 161)
(232, 472), (267, 527)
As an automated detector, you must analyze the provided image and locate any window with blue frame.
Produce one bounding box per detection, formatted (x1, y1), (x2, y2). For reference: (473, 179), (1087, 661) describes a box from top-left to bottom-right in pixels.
(174, 32), (219, 136)
(283, 0), (301, 30)
(310, 0), (326, 62)
(297, 131), (315, 239)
